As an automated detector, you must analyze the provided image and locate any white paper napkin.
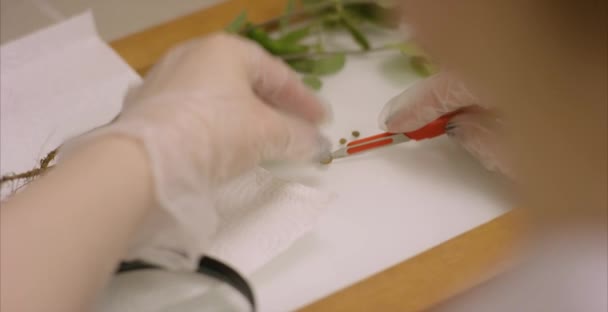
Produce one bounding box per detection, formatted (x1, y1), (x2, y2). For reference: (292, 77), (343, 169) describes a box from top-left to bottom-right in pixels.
(209, 167), (333, 275)
(0, 11), (141, 198)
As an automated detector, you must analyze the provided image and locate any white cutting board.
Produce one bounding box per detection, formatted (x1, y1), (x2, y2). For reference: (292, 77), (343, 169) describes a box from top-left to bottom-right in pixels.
(251, 49), (513, 311)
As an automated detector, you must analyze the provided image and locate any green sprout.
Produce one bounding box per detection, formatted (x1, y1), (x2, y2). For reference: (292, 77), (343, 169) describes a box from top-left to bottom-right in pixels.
(226, 0), (434, 90)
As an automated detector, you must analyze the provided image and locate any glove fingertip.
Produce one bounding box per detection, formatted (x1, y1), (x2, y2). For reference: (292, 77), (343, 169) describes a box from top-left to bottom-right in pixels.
(382, 112), (428, 133)
(312, 134), (333, 163)
(378, 83), (434, 132)
(317, 96), (334, 126)
(286, 130), (332, 164)
(263, 110), (332, 165)
(378, 96), (408, 131)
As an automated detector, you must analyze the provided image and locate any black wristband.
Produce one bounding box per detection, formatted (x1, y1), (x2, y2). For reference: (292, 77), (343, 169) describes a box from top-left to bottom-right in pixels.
(116, 256), (256, 312)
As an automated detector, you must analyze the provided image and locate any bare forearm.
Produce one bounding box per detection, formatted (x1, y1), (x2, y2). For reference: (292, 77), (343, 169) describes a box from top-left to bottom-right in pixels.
(1, 136), (154, 312)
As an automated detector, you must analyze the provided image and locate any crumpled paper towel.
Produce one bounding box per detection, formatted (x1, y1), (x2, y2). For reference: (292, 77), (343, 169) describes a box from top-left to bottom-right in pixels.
(99, 167), (332, 312)
(209, 166), (332, 275)
(125, 166), (332, 274)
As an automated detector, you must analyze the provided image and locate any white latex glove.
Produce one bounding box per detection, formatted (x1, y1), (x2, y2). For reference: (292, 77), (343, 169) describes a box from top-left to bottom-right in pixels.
(66, 34), (331, 270)
(379, 72), (510, 176)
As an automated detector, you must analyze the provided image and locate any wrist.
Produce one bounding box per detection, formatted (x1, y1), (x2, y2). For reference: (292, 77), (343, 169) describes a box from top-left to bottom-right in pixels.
(59, 134), (155, 215)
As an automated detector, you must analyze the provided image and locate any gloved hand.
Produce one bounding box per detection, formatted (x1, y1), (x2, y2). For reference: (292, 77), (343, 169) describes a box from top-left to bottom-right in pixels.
(378, 72), (510, 177)
(66, 34), (331, 270)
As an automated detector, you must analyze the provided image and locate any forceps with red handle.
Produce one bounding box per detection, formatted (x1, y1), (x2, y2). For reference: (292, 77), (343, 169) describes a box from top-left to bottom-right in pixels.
(328, 110), (462, 161)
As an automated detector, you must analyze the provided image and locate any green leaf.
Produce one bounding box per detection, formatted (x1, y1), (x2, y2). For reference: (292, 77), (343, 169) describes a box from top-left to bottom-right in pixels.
(321, 13), (342, 29)
(342, 8), (366, 24)
(288, 53), (346, 75)
(398, 41), (426, 56)
(276, 43), (310, 55)
(288, 58), (316, 73)
(280, 0), (296, 33)
(278, 26), (311, 45)
(245, 27), (275, 49)
(409, 56), (438, 77)
(246, 27), (309, 55)
(312, 53), (346, 75)
(302, 75), (323, 90)
(340, 15), (371, 51)
(226, 10), (248, 33)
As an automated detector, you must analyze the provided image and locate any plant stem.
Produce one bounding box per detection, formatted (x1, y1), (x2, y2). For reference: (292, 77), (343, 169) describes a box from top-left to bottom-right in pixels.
(1, 147), (59, 186)
(333, 0), (344, 14)
(280, 42), (404, 60)
(313, 22), (325, 52)
(0, 166), (54, 185)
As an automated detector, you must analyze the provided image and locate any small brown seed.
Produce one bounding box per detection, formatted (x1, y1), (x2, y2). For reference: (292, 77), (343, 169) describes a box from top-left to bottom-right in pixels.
(339, 138), (347, 145)
(352, 131), (360, 138)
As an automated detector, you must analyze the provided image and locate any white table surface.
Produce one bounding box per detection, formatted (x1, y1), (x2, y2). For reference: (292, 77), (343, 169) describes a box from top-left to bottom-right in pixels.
(248, 47), (512, 311)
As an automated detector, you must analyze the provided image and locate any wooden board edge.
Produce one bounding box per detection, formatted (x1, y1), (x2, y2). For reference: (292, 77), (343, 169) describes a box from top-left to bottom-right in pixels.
(297, 211), (520, 312)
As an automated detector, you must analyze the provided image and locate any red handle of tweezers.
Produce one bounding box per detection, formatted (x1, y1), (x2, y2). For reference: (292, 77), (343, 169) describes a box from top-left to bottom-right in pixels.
(345, 110), (461, 155)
